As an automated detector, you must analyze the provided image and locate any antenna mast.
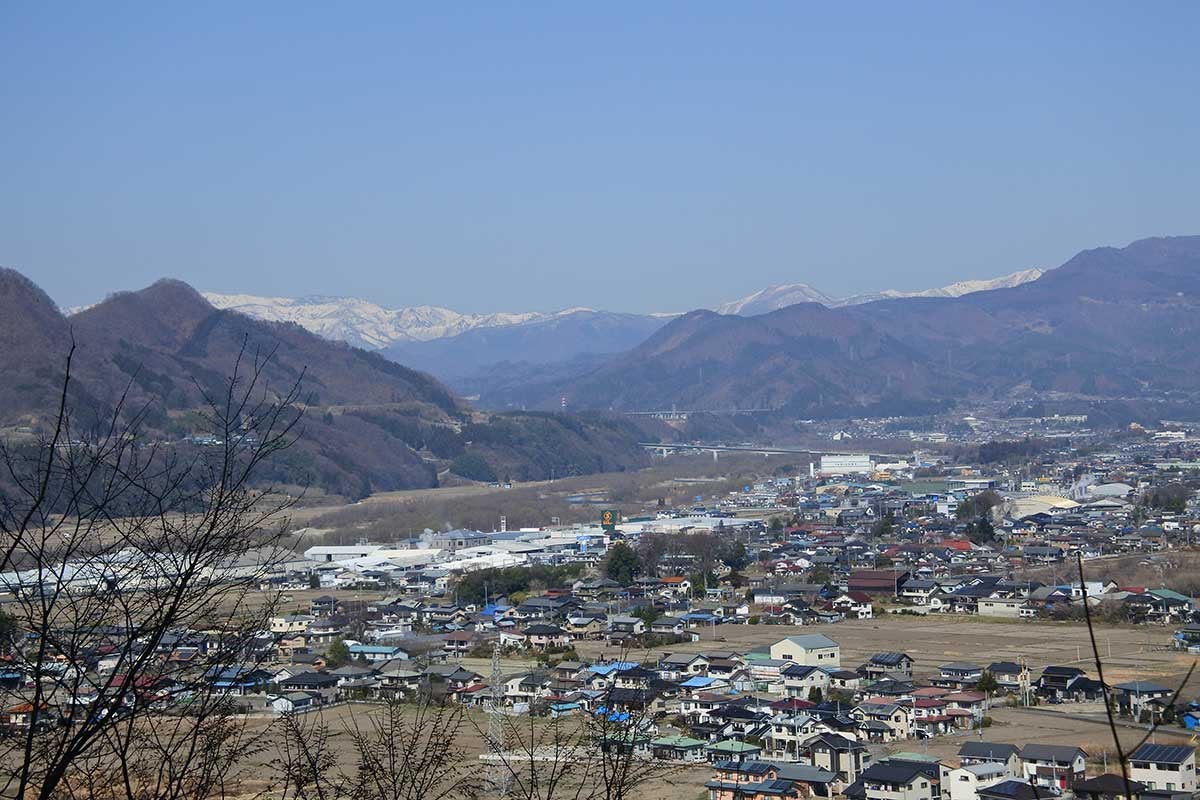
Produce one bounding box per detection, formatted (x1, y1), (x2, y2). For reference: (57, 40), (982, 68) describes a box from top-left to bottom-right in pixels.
(488, 643), (511, 796)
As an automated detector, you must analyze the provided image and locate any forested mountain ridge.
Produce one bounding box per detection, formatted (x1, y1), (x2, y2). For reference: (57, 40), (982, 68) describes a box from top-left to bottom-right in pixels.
(0, 272), (649, 498)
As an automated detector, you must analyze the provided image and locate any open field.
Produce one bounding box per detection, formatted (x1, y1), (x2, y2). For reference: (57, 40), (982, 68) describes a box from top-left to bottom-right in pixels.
(878, 704), (1196, 766)
(574, 614), (1197, 685)
(225, 696), (1197, 800)
(280, 479), (560, 526)
(1016, 550), (1200, 596)
(281, 451), (804, 544)
(228, 702), (711, 800)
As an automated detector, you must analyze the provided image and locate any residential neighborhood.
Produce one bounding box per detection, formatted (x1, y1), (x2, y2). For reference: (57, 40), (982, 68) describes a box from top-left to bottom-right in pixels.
(2, 430), (1200, 800)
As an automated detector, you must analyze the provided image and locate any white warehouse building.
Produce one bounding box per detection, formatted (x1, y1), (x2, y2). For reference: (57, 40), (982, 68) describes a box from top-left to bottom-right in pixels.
(818, 454), (874, 476)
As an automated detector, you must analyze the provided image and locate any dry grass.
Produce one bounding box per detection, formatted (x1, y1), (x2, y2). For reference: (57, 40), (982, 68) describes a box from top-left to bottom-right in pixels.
(282, 451), (802, 543)
(1016, 549), (1200, 596)
(228, 703), (706, 800)
(581, 615), (1196, 685)
(884, 704), (1196, 766)
(216, 612), (1200, 800)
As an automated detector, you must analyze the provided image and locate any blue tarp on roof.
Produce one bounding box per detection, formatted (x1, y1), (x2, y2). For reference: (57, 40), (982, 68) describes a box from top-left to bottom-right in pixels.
(588, 661), (638, 676)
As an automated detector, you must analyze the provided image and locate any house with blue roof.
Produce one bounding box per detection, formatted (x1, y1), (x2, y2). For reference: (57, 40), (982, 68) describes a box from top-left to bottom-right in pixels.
(681, 611), (721, 628)
(206, 666), (273, 695)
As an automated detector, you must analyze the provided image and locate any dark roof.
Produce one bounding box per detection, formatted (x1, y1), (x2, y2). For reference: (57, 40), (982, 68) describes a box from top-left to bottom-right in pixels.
(782, 663), (819, 678)
(616, 666), (657, 679)
(958, 741), (1019, 760)
(869, 678), (916, 695)
(279, 671), (338, 688)
(954, 577), (1004, 598)
(902, 579), (938, 589)
(870, 652), (912, 666)
(1040, 666), (1086, 677)
(1074, 774), (1148, 795)
(979, 780), (1056, 800)
(1114, 681), (1172, 693)
(713, 760), (773, 776)
(987, 662), (1023, 675)
(807, 732), (865, 752)
(887, 759), (941, 779)
(860, 763), (928, 786)
(1020, 743), (1087, 762)
(713, 705), (762, 720)
(941, 662), (983, 673)
(1129, 743), (1194, 764)
(607, 687), (661, 707)
(773, 763), (838, 784)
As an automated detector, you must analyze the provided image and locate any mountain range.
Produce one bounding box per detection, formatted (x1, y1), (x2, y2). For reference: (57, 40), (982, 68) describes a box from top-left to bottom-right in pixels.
(714, 268), (1045, 316)
(0, 273), (651, 498)
(204, 293), (574, 349)
(14, 234), (1198, 479)
(514, 236), (1200, 415)
(189, 269), (1046, 388)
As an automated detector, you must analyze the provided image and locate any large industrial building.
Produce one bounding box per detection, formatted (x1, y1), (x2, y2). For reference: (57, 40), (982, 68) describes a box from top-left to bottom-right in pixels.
(818, 454), (874, 476)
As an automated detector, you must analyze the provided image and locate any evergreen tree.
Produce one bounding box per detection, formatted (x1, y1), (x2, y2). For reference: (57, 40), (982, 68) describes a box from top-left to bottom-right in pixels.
(326, 637), (351, 667)
(976, 670), (999, 694)
(604, 542), (643, 585)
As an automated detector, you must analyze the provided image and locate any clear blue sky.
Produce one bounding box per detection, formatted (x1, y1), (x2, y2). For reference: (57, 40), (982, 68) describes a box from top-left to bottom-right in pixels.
(3, 2), (1198, 313)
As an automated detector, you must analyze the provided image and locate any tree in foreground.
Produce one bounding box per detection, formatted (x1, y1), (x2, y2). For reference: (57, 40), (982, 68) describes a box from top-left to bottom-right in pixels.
(275, 697), (482, 800)
(0, 341), (302, 800)
(475, 649), (680, 800)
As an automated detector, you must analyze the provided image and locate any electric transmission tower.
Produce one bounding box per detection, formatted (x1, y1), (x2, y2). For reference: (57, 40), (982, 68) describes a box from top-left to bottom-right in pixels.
(488, 642), (511, 797)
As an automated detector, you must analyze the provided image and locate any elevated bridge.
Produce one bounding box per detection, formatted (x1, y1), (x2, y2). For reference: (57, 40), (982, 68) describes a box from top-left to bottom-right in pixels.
(639, 442), (890, 461)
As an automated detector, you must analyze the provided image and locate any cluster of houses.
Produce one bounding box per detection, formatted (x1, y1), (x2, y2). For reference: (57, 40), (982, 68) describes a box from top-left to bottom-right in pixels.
(208, 624), (1194, 789)
(699, 741), (1197, 800)
(4, 607), (1197, 800)
(270, 459), (1200, 640)
(746, 572), (1196, 627)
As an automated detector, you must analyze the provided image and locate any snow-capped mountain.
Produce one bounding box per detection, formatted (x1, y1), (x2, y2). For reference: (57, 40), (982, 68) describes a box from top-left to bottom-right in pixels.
(203, 292), (555, 349)
(715, 284), (837, 316)
(837, 268), (1045, 305)
(199, 292), (675, 388)
(196, 266), (1044, 353)
(718, 268), (1045, 316)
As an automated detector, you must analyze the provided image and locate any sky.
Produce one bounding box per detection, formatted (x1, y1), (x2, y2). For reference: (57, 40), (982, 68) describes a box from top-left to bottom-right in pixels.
(3, 3), (1200, 314)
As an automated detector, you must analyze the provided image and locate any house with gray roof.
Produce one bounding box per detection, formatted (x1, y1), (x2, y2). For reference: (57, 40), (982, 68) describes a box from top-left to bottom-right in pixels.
(769, 634), (841, 667)
(1019, 744), (1087, 789)
(958, 741), (1020, 774)
(861, 652), (914, 682)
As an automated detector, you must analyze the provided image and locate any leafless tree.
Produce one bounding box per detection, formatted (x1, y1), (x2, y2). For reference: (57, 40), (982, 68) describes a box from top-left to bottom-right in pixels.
(1026, 554), (1196, 800)
(274, 697), (482, 800)
(1075, 553), (1195, 798)
(0, 340), (303, 800)
(478, 650), (681, 800)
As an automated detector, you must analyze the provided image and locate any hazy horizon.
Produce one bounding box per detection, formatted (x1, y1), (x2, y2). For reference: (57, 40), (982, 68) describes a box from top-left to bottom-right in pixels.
(5, 3), (1199, 314)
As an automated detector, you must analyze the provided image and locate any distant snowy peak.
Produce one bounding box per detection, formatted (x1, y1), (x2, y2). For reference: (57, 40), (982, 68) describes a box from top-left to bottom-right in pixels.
(715, 284), (836, 316)
(838, 268), (1046, 305)
(719, 268), (1045, 315)
(202, 292), (607, 350)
